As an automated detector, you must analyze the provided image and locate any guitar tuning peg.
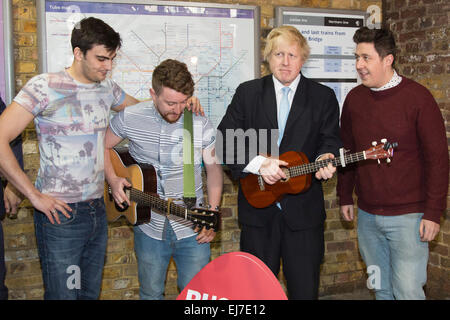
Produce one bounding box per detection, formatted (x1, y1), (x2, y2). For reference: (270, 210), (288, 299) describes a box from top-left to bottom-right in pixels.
(381, 138), (387, 144)
(377, 159), (380, 164)
(372, 141), (377, 146)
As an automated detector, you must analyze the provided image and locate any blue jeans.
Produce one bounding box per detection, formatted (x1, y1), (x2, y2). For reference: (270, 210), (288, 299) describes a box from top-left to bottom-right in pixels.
(134, 222), (210, 300)
(34, 197), (107, 300)
(357, 209), (428, 300)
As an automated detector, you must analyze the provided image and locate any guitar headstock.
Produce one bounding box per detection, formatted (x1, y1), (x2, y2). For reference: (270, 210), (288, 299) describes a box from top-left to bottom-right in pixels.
(189, 208), (221, 232)
(365, 139), (398, 163)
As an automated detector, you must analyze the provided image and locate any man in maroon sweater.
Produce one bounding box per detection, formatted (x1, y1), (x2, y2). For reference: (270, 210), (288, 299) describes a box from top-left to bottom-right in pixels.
(337, 27), (448, 300)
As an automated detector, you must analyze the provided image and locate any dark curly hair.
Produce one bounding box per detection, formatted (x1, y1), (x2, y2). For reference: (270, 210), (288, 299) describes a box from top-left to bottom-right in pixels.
(71, 17), (122, 55)
(152, 59), (194, 97)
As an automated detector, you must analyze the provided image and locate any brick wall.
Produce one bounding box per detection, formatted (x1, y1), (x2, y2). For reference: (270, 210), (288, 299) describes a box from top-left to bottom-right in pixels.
(383, 0), (450, 299)
(13, 0), (450, 301)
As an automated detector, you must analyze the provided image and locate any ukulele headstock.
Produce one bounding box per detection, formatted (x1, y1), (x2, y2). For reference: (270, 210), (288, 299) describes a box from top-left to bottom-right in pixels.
(364, 139), (398, 163)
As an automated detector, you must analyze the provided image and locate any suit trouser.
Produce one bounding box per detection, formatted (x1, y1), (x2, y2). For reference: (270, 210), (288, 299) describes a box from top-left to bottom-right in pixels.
(240, 210), (324, 300)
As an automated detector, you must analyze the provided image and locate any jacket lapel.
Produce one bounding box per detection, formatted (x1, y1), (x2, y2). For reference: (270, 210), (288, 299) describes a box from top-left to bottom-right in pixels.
(284, 75), (308, 135)
(260, 75), (278, 129)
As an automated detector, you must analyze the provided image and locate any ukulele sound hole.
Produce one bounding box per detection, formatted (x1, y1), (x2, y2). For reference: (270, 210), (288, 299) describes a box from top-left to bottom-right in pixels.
(281, 168), (290, 182)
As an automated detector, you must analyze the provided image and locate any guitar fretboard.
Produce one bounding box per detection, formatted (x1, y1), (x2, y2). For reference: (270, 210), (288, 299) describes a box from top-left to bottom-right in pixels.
(288, 151), (365, 177)
(129, 188), (194, 220)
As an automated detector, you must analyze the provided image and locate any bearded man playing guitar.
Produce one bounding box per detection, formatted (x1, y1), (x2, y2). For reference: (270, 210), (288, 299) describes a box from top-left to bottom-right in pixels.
(104, 59), (223, 300)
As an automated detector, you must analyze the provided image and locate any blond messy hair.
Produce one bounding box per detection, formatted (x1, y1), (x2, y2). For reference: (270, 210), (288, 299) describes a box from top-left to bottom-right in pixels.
(263, 25), (310, 62)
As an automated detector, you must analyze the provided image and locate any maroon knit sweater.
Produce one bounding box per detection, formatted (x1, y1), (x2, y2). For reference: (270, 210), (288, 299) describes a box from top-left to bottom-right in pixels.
(336, 76), (448, 224)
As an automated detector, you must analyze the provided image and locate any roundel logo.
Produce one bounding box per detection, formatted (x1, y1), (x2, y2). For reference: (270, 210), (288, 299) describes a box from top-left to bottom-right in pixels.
(177, 251), (287, 300)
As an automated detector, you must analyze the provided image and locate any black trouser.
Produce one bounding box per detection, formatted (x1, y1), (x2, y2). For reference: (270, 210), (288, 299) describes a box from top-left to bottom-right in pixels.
(240, 212), (324, 300)
(0, 221), (8, 300)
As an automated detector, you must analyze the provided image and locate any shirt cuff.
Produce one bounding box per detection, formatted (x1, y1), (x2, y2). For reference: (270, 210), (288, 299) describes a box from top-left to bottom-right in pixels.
(243, 155), (267, 175)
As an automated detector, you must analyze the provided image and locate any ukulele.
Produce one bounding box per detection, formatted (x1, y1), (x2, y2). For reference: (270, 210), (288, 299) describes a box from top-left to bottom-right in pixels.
(104, 148), (220, 231)
(240, 140), (397, 208)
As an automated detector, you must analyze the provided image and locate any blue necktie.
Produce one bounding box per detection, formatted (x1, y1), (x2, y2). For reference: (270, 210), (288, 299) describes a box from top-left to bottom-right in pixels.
(277, 86), (290, 146)
(276, 86), (290, 210)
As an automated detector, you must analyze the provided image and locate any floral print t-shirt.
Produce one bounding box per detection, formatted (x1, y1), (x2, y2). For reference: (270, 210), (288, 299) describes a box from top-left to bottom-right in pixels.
(14, 70), (125, 203)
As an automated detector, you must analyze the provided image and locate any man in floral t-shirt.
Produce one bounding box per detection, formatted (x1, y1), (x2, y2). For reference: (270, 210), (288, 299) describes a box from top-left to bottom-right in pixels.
(0, 16), (204, 300)
(0, 17), (139, 300)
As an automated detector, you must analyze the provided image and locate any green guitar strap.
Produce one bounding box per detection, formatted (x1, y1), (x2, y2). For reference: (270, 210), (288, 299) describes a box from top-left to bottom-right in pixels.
(183, 109), (196, 208)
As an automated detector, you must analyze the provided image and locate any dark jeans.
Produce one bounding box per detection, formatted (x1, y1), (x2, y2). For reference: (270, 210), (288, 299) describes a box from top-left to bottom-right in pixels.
(0, 221), (7, 300)
(34, 197), (107, 300)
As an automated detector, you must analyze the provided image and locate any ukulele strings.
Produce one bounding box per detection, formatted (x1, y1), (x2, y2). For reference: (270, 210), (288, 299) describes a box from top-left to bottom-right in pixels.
(288, 152), (365, 177)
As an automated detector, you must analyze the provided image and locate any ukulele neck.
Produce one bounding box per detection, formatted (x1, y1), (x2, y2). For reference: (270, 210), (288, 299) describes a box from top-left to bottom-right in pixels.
(289, 151), (365, 177)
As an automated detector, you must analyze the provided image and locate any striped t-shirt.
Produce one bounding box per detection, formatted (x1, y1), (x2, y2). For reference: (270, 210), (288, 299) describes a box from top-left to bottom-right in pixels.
(109, 101), (216, 240)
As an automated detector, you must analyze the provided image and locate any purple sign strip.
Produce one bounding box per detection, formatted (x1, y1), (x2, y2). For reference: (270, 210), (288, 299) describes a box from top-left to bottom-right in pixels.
(46, 1), (254, 19)
(0, 0), (5, 101)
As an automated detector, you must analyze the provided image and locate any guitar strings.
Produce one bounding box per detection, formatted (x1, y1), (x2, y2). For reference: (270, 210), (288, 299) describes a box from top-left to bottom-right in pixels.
(287, 152), (365, 177)
(129, 188), (195, 220)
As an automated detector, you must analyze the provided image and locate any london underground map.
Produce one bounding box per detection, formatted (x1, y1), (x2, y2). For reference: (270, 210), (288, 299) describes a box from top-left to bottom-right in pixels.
(40, 1), (259, 127)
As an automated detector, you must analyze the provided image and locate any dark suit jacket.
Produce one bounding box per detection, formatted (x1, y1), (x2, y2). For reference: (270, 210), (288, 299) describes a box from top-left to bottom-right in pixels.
(0, 98), (23, 219)
(217, 74), (341, 230)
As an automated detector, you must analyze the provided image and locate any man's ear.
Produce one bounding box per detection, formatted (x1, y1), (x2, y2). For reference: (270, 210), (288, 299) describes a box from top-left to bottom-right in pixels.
(73, 47), (84, 62)
(384, 54), (394, 67)
(149, 88), (156, 100)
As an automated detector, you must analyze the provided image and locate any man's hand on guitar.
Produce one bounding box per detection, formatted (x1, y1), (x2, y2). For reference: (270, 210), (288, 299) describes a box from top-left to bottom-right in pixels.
(109, 176), (132, 209)
(314, 153), (336, 180)
(259, 157), (289, 185)
(195, 226), (216, 244)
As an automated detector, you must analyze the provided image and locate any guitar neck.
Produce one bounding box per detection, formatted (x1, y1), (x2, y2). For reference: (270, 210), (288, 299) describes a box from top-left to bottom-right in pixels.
(289, 151), (366, 177)
(128, 188), (194, 220)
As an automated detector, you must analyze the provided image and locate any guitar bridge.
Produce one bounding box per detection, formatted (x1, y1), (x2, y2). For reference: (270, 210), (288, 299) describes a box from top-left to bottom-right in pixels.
(257, 175), (265, 191)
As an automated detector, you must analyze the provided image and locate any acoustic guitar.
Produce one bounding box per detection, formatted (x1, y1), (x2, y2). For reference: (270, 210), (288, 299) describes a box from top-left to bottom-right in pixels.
(240, 140), (398, 208)
(104, 148), (220, 231)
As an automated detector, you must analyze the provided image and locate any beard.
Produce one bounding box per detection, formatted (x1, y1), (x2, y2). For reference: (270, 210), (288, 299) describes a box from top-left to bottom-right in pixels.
(157, 108), (182, 124)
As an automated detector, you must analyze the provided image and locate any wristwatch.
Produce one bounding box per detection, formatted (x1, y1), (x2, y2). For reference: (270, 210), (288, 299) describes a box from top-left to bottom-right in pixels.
(207, 204), (220, 211)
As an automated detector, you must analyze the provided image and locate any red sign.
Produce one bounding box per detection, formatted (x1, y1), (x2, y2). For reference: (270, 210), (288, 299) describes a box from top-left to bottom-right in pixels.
(177, 251), (287, 300)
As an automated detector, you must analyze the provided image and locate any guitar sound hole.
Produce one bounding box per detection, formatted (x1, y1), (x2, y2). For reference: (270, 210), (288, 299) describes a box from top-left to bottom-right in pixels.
(114, 201), (129, 212)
